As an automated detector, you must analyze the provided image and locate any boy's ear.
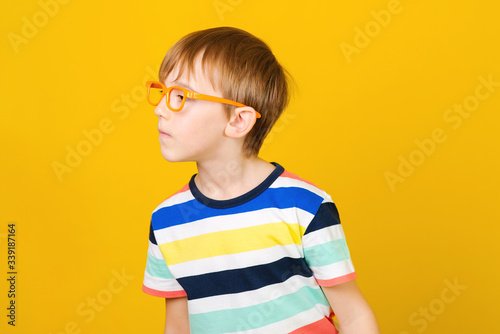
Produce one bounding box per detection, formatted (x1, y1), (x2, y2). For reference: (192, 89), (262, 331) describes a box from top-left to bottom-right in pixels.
(224, 106), (258, 139)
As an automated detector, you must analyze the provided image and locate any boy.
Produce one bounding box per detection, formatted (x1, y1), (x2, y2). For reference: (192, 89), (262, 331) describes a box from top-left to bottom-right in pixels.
(142, 27), (380, 334)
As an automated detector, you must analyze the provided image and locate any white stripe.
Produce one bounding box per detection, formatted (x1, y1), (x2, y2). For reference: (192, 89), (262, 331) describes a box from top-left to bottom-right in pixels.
(302, 224), (346, 248)
(170, 244), (303, 278)
(188, 275), (320, 314)
(154, 207), (308, 244)
(153, 189), (194, 213)
(143, 270), (184, 292)
(272, 176), (331, 201)
(296, 208), (315, 231)
(310, 259), (356, 281)
(148, 240), (165, 260)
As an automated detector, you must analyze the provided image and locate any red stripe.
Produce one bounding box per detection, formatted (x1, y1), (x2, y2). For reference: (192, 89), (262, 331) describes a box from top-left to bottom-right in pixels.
(317, 272), (357, 286)
(159, 184), (190, 203)
(172, 183), (190, 196)
(280, 170), (320, 188)
(289, 316), (339, 334)
(142, 284), (187, 298)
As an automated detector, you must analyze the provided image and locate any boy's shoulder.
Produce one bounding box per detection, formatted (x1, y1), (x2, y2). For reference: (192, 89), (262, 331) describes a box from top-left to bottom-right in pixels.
(277, 169), (320, 189)
(151, 163), (334, 213)
(152, 182), (192, 214)
(273, 168), (332, 201)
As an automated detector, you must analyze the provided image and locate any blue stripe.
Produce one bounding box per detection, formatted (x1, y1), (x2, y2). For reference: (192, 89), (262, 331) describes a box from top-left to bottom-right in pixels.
(177, 257), (313, 300)
(153, 187), (323, 230)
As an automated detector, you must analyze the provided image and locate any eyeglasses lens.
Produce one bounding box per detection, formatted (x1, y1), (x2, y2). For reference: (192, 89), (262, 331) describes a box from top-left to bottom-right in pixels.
(148, 84), (185, 110)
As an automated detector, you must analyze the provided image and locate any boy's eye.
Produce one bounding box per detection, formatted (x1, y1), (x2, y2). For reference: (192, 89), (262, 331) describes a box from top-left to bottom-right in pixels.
(177, 94), (194, 103)
(168, 88), (193, 109)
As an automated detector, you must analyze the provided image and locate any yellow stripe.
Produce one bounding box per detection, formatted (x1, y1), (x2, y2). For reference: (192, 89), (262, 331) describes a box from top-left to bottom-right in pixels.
(159, 222), (306, 265)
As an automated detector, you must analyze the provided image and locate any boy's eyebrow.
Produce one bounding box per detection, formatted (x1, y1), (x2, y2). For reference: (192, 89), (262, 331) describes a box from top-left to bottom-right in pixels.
(172, 81), (199, 93)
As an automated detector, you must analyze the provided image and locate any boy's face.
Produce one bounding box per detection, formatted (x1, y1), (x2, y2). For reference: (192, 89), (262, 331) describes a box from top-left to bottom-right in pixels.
(154, 55), (230, 163)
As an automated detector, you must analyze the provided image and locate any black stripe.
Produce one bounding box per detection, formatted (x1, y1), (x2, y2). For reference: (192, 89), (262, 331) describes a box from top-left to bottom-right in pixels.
(149, 220), (157, 245)
(177, 256), (312, 300)
(303, 202), (341, 236)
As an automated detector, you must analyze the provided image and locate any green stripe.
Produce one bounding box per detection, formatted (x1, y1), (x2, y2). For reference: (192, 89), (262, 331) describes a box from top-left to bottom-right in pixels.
(304, 239), (351, 267)
(146, 253), (174, 279)
(189, 285), (329, 334)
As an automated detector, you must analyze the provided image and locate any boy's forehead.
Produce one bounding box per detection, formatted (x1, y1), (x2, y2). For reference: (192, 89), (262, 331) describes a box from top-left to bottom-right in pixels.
(164, 54), (220, 94)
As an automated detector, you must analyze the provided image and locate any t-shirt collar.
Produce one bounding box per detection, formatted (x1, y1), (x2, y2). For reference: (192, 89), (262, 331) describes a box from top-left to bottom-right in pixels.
(189, 162), (284, 209)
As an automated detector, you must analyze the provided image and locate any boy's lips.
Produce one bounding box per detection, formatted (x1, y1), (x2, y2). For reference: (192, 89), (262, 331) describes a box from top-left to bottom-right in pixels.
(158, 128), (170, 137)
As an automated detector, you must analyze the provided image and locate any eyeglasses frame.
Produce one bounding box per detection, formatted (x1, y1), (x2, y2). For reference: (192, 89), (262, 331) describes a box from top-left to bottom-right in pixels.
(145, 81), (261, 118)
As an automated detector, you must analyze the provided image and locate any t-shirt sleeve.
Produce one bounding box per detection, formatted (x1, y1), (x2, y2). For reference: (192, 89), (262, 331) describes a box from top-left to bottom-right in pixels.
(302, 201), (357, 286)
(142, 221), (187, 298)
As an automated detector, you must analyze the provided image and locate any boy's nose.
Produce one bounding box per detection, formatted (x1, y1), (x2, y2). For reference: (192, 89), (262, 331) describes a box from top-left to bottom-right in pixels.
(153, 98), (171, 120)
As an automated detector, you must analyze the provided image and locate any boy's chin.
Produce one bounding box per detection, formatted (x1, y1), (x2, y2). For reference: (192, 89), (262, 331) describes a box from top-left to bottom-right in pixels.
(160, 149), (190, 163)
(161, 153), (182, 163)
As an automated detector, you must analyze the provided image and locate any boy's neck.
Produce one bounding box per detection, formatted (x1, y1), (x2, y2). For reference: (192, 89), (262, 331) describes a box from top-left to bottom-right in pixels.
(194, 155), (276, 201)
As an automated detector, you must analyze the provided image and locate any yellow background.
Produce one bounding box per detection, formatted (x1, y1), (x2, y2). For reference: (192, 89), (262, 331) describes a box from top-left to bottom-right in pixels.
(1, 0), (499, 333)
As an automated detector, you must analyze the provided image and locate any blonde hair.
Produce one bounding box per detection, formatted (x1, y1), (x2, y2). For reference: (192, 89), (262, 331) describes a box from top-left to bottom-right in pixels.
(159, 27), (293, 157)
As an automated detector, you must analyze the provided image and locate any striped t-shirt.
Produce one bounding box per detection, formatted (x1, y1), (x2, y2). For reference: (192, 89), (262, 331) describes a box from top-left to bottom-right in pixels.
(142, 163), (357, 334)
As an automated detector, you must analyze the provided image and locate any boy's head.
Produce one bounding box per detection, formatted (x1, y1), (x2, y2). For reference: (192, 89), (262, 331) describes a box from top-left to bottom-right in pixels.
(158, 26), (292, 158)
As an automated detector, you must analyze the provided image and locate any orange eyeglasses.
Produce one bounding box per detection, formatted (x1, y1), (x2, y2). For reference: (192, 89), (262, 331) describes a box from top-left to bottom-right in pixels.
(145, 81), (261, 118)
